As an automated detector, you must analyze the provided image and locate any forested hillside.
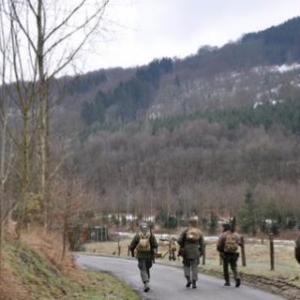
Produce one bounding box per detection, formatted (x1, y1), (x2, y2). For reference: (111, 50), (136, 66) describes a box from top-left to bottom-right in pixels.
(75, 17), (300, 129)
(4, 16), (300, 236)
(59, 17), (300, 234)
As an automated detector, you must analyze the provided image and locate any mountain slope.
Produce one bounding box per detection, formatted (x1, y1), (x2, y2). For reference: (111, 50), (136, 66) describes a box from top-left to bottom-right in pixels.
(47, 16), (300, 233)
(62, 17), (300, 132)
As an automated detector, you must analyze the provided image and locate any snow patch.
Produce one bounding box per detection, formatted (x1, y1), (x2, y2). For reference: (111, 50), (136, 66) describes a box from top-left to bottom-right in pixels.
(276, 64), (300, 73)
(253, 63), (300, 74)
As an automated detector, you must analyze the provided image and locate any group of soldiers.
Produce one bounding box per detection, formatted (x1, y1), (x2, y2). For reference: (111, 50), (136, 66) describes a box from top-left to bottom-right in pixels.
(129, 219), (300, 293)
(129, 217), (242, 292)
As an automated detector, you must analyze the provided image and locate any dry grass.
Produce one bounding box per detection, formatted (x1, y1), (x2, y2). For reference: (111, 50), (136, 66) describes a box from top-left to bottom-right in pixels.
(20, 228), (83, 283)
(0, 227), (85, 300)
(0, 227), (140, 300)
(0, 269), (30, 300)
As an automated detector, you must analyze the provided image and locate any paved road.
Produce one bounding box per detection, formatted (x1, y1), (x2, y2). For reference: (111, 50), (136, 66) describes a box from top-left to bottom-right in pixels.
(75, 254), (285, 300)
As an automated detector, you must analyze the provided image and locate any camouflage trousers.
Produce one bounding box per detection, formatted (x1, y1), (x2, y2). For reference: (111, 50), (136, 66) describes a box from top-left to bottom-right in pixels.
(183, 258), (199, 282)
(138, 258), (153, 283)
(222, 253), (240, 284)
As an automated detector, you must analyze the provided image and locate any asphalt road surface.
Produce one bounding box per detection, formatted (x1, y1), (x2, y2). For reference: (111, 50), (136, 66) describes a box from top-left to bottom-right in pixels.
(75, 254), (285, 300)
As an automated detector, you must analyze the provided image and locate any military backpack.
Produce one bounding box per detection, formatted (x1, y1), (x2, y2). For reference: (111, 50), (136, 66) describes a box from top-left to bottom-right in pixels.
(224, 232), (238, 253)
(186, 227), (201, 242)
(136, 233), (151, 252)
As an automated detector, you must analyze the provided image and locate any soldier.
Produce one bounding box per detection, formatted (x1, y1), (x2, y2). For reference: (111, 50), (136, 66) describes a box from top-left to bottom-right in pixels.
(217, 223), (241, 287)
(177, 217), (204, 289)
(169, 238), (177, 261)
(129, 222), (158, 292)
(295, 225), (300, 265)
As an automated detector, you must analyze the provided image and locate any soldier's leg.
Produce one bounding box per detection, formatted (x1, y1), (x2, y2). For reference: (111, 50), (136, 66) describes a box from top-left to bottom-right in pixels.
(138, 259), (149, 283)
(190, 259), (198, 288)
(229, 255), (239, 279)
(145, 258), (153, 279)
(183, 260), (192, 287)
(223, 255), (230, 285)
(230, 254), (241, 287)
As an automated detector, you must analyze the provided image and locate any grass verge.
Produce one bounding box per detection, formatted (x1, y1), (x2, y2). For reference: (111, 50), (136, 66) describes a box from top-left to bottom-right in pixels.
(0, 228), (140, 300)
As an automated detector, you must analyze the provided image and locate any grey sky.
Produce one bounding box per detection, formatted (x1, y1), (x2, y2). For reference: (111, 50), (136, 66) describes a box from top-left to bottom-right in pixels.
(80, 0), (300, 72)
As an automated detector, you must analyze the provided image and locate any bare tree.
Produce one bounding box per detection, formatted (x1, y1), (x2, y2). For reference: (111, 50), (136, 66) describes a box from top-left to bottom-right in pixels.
(0, 0), (111, 234)
(0, 6), (15, 276)
(49, 172), (88, 259)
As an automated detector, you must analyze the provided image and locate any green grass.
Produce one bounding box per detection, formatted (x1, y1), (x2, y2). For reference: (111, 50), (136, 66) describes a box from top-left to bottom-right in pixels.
(82, 271), (140, 300)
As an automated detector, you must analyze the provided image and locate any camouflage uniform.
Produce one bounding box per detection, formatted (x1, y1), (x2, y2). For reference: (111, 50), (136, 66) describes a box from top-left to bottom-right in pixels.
(169, 240), (177, 261)
(177, 218), (204, 289)
(130, 223), (158, 292)
(217, 223), (241, 287)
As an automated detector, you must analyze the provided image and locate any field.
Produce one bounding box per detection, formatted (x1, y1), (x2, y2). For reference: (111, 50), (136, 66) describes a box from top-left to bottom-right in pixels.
(84, 231), (300, 300)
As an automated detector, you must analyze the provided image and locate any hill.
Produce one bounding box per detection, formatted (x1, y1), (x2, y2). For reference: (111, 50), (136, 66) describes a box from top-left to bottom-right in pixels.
(0, 227), (139, 300)
(3, 16), (300, 242)
(58, 17), (300, 128)
(47, 17), (300, 234)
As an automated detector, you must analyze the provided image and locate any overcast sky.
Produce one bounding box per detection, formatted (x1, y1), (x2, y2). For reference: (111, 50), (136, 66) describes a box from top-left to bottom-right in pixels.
(78, 0), (300, 73)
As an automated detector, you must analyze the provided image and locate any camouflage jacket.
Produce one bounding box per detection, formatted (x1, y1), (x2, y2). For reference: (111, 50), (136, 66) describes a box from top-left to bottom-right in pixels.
(177, 227), (204, 260)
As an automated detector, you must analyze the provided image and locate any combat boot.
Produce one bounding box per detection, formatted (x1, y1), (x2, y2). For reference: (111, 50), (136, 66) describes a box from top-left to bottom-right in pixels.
(186, 277), (191, 288)
(192, 280), (197, 289)
(143, 282), (150, 292)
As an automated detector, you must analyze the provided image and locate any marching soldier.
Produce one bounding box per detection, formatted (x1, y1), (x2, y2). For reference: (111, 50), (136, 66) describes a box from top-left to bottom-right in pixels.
(177, 217), (204, 289)
(129, 222), (158, 292)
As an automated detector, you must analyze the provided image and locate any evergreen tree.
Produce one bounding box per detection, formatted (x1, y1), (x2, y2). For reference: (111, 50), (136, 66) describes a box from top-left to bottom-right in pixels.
(239, 188), (257, 235)
(207, 211), (218, 235)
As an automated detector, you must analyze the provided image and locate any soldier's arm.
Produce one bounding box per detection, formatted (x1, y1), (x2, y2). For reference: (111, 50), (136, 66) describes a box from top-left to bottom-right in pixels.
(130, 234), (139, 253)
(198, 234), (204, 255)
(150, 234), (158, 250)
(216, 233), (225, 252)
(177, 229), (187, 246)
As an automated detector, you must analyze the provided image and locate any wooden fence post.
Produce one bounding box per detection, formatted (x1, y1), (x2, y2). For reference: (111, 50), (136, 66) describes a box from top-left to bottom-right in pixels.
(117, 238), (121, 256)
(240, 236), (246, 266)
(202, 242), (206, 265)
